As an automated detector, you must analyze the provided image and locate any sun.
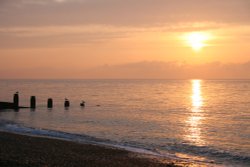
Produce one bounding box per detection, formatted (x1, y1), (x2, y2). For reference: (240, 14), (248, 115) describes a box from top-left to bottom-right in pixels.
(185, 32), (210, 51)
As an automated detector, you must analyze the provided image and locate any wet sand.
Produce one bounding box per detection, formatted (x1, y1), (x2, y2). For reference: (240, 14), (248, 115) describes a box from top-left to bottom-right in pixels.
(0, 131), (199, 167)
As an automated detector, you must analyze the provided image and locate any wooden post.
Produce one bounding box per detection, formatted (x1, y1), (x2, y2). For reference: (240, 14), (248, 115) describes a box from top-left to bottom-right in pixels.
(64, 98), (70, 107)
(47, 98), (53, 108)
(13, 92), (19, 109)
(30, 96), (36, 109)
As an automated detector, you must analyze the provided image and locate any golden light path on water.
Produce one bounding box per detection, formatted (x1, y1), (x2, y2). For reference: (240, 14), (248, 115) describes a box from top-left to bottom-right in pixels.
(185, 80), (205, 145)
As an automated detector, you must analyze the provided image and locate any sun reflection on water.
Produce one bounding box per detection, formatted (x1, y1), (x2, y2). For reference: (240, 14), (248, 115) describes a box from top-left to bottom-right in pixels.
(185, 80), (205, 145)
(192, 80), (203, 108)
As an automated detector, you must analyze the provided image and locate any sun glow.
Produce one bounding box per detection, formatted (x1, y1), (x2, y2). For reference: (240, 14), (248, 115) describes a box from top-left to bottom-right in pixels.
(185, 32), (211, 51)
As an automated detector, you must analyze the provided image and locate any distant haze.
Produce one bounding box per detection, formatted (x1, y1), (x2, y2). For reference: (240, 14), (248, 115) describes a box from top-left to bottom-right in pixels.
(0, 0), (249, 79)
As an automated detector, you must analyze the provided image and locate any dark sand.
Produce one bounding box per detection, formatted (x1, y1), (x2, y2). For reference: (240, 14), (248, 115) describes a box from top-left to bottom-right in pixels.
(0, 131), (199, 167)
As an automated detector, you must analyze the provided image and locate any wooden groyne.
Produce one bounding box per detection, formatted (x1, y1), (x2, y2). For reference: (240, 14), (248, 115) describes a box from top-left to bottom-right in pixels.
(0, 102), (16, 109)
(0, 102), (29, 110)
(0, 92), (29, 110)
(0, 92), (86, 111)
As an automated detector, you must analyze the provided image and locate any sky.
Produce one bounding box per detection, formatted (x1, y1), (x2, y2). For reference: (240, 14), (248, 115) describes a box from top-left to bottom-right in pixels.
(0, 0), (250, 79)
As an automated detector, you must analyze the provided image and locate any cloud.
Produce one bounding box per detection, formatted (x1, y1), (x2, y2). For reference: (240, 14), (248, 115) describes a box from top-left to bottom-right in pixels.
(81, 61), (250, 79)
(1, 61), (250, 79)
(7, 0), (78, 5)
(0, 0), (248, 49)
(0, 22), (228, 48)
(0, 58), (250, 79)
(0, 22), (225, 37)
(0, 0), (249, 27)
(0, 23), (249, 49)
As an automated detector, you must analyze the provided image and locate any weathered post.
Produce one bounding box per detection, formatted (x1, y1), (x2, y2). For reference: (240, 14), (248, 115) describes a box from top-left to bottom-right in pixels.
(47, 98), (53, 108)
(64, 98), (70, 108)
(13, 92), (19, 109)
(30, 96), (36, 109)
(80, 100), (85, 107)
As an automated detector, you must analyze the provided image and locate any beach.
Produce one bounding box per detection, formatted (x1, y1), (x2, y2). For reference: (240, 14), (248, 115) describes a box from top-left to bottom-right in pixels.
(0, 131), (195, 167)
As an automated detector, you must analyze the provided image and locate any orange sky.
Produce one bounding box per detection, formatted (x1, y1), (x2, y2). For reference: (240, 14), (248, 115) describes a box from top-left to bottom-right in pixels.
(0, 0), (250, 79)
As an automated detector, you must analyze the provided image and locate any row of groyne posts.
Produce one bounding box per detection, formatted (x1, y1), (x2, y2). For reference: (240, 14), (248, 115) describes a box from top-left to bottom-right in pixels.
(10, 92), (85, 109)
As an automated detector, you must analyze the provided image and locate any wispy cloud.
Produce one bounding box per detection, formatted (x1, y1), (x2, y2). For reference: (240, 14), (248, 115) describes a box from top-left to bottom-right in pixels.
(0, 25), (126, 37)
(1, 61), (249, 79)
(81, 61), (250, 79)
(0, 22), (225, 37)
(0, 0), (249, 27)
(0, 23), (248, 48)
(19, 0), (78, 5)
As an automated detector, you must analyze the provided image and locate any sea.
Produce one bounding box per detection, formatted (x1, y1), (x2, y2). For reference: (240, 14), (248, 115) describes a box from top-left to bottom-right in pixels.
(0, 79), (249, 166)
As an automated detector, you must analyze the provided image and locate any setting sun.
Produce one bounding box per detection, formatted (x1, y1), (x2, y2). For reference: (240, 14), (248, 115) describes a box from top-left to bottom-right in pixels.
(185, 32), (211, 51)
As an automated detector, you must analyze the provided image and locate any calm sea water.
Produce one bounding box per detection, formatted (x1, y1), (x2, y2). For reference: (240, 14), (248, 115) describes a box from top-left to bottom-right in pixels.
(0, 79), (249, 166)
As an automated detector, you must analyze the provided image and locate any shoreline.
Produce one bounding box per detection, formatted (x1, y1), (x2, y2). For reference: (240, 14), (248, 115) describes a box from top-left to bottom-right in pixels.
(0, 131), (205, 167)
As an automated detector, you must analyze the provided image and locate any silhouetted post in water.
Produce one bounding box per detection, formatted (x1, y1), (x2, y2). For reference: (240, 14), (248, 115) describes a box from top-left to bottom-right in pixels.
(13, 92), (19, 109)
(47, 98), (53, 108)
(30, 96), (36, 109)
(64, 98), (70, 108)
(80, 100), (85, 107)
